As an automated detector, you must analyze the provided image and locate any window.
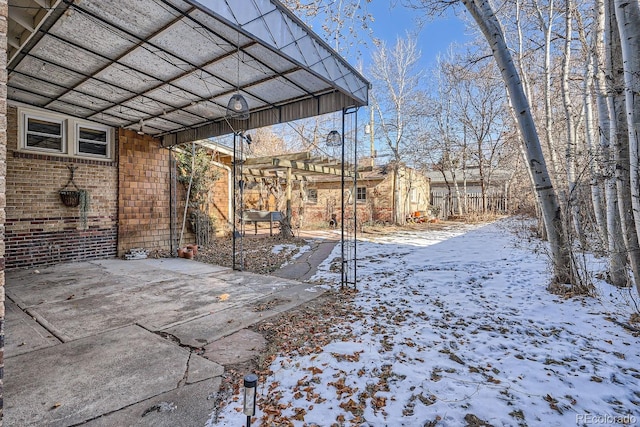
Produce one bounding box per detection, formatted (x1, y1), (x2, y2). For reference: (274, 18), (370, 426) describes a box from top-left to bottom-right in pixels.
(25, 116), (64, 152)
(356, 187), (367, 202)
(411, 188), (418, 203)
(19, 107), (113, 160)
(307, 188), (318, 203)
(77, 124), (109, 157)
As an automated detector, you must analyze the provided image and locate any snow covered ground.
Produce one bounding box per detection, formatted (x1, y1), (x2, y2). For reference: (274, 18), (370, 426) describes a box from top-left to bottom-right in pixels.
(210, 218), (640, 426)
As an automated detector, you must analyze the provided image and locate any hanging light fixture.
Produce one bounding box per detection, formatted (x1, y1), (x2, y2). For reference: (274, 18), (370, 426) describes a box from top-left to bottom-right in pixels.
(137, 119), (144, 135)
(326, 129), (342, 146)
(226, 31), (249, 120)
(227, 94), (249, 120)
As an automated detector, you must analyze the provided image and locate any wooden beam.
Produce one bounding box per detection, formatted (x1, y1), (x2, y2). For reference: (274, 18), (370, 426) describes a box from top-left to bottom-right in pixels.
(272, 159), (356, 177)
(244, 151), (312, 166)
(243, 168), (307, 181)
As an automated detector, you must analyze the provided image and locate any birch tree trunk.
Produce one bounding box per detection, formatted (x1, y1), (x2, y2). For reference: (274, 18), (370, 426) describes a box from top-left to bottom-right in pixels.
(561, 0), (585, 245)
(606, 0), (640, 289)
(613, 0), (640, 285)
(593, 0), (628, 287)
(461, 0), (573, 285)
(533, 0), (562, 185)
(515, 0), (545, 235)
(577, 7), (607, 248)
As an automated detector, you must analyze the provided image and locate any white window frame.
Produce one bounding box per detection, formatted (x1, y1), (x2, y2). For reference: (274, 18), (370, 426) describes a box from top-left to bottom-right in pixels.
(75, 122), (111, 159)
(410, 188), (418, 203)
(18, 105), (114, 160)
(22, 113), (66, 154)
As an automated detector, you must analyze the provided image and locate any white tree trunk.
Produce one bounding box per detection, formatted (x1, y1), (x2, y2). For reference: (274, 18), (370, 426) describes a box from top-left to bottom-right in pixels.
(606, 0), (640, 289)
(578, 6), (607, 248)
(461, 0), (573, 284)
(533, 0), (562, 185)
(561, 0), (585, 244)
(614, 0), (640, 282)
(593, 0), (628, 286)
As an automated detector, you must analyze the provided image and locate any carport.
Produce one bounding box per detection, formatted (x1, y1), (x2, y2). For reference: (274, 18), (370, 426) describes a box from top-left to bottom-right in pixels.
(3, 0), (368, 425)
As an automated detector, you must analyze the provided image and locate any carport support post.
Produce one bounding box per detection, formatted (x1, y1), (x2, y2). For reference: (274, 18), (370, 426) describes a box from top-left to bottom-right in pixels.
(284, 166), (292, 237)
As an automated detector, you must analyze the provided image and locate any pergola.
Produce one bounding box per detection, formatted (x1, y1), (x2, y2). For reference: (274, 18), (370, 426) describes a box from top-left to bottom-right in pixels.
(242, 150), (357, 227)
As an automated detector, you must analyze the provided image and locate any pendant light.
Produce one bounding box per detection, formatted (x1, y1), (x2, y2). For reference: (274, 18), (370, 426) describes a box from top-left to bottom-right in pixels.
(226, 31), (249, 120)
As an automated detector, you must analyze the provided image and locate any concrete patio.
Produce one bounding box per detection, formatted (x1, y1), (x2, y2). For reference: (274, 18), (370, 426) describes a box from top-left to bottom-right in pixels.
(4, 257), (328, 426)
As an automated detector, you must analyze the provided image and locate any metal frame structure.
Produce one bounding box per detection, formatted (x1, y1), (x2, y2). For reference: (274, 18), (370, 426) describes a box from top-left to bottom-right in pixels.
(7, 0), (369, 146)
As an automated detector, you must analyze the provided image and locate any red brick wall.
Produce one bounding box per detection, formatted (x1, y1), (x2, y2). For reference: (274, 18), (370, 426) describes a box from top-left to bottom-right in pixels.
(117, 129), (171, 256)
(5, 107), (118, 269)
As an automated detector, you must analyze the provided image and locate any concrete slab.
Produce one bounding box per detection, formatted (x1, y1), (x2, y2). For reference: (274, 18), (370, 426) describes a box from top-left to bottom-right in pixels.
(82, 377), (222, 427)
(4, 253), (332, 426)
(19, 266), (306, 342)
(164, 282), (325, 348)
(6, 258), (230, 309)
(273, 239), (338, 281)
(4, 325), (222, 427)
(4, 297), (61, 357)
(91, 258), (230, 278)
(204, 329), (267, 366)
(187, 353), (224, 384)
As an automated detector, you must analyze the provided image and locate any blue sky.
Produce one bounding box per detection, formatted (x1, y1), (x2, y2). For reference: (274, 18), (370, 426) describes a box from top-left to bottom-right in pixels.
(359, 2), (472, 71)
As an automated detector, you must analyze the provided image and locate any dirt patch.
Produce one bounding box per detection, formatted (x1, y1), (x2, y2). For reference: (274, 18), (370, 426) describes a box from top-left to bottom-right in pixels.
(210, 288), (356, 421)
(195, 235), (308, 274)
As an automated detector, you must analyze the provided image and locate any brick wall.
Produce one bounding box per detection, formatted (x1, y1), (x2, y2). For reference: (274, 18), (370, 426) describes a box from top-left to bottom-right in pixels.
(5, 107), (118, 269)
(118, 129), (171, 256)
(305, 179), (390, 226)
(1, 0), (9, 420)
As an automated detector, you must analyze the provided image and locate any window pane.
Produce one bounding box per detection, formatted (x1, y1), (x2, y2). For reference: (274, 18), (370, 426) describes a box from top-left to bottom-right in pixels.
(357, 187), (366, 200)
(27, 134), (62, 150)
(28, 118), (62, 136)
(79, 127), (107, 142)
(79, 141), (108, 156)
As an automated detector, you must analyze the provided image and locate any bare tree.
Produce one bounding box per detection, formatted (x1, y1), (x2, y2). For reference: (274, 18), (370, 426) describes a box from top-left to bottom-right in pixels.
(591, 0), (628, 287)
(606, 0), (640, 291)
(612, 0), (640, 264)
(532, 0), (563, 185)
(369, 33), (424, 224)
(411, 0), (574, 285)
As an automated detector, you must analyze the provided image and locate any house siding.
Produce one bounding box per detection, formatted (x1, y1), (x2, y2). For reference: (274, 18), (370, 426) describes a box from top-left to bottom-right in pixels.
(117, 129), (171, 256)
(5, 107), (118, 269)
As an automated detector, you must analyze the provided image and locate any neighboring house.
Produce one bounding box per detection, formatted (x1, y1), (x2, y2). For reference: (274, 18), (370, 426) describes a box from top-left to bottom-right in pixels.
(305, 161), (431, 226)
(426, 167), (513, 217)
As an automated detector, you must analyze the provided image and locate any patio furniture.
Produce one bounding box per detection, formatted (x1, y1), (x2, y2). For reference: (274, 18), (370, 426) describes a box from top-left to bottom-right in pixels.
(241, 210), (284, 236)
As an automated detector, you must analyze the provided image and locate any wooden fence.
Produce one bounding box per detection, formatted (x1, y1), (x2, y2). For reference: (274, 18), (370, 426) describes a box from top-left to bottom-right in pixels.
(430, 191), (509, 218)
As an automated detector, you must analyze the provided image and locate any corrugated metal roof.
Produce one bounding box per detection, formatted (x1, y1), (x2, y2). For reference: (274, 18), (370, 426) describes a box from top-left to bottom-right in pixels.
(7, 0), (369, 146)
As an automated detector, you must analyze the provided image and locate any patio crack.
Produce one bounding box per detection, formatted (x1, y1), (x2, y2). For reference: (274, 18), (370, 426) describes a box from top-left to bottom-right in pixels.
(178, 352), (192, 388)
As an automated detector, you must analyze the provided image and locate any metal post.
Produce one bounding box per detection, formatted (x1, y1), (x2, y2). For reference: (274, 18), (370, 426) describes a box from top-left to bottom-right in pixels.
(232, 133), (237, 270)
(353, 107), (358, 289)
(340, 109), (346, 288)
